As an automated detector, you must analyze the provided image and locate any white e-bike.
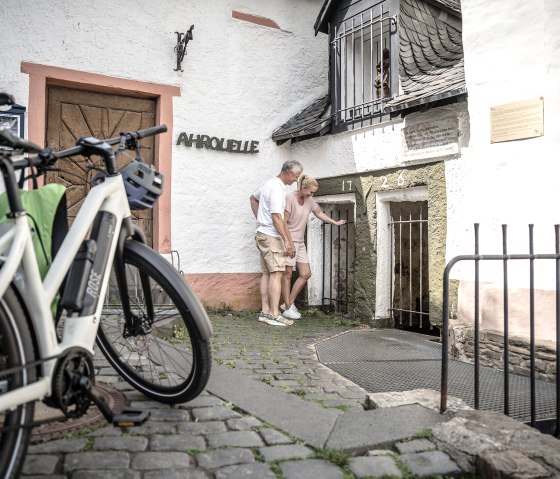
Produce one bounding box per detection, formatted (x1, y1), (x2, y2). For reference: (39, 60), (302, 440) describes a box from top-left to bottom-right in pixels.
(0, 93), (212, 479)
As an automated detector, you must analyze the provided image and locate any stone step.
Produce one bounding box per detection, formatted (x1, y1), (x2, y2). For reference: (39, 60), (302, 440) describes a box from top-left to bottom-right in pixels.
(326, 404), (447, 454)
(207, 363), (449, 453)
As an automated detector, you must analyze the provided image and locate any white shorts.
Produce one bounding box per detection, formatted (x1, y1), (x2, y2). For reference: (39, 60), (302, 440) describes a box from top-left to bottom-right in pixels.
(285, 241), (309, 268)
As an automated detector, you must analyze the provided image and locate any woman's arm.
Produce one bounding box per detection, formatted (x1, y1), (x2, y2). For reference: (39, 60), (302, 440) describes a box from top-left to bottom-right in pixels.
(313, 208), (347, 226)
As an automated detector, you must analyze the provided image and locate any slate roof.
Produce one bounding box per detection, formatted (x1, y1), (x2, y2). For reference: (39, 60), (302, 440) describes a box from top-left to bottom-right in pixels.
(423, 0), (461, 16)
(385, 0), (466, 113)
(275, 0), (465, 144)
(314, 0), (460, 35)
(271, 94), (331, 144)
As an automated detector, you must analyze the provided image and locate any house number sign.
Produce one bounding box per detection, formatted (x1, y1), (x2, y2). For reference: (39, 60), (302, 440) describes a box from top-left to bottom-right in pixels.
(339, 171), (406, 192)
(176, 132), (259, 154)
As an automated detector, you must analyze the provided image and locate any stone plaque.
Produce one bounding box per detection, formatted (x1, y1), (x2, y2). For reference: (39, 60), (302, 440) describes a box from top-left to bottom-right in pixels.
(402, 119), (459, 161)
(490, 97), (543, 143)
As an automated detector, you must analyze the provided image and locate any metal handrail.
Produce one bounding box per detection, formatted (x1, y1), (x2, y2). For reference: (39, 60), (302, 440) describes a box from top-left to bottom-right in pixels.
(441, 224), (559, 437)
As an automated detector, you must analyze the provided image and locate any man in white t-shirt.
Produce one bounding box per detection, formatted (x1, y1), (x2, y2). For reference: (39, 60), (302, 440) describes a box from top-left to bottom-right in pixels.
(250, 160), (303, 326)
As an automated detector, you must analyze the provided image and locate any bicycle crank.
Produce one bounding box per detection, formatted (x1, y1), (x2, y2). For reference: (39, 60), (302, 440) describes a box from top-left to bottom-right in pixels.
(49, 348), (95, 418)
(48, 347), (150, 428)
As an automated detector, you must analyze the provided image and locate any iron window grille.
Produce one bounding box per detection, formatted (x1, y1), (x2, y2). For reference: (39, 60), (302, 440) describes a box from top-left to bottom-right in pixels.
(330, 0), (399, 130)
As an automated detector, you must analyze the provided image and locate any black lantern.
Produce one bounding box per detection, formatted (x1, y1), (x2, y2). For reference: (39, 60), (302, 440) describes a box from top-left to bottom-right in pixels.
(174, 25), (194, 72)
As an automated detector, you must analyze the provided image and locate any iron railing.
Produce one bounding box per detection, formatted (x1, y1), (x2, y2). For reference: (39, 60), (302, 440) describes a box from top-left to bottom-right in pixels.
(331, 2), (397, 124)
(321, 209), (355, 314)
(389, 202), (431, 331)
(441, 224), (559, 437)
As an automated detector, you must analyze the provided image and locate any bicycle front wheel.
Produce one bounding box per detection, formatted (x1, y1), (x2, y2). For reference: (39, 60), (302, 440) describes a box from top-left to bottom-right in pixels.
(0, 286), (36, 479)
(97, 240), (212, 404)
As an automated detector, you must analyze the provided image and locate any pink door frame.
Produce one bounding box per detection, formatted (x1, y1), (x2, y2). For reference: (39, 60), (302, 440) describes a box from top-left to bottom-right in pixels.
(21, 62), (180, 253)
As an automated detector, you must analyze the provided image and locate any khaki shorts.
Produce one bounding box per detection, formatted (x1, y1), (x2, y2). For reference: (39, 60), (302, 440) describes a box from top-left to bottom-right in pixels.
(285, 241), (309, 267)
(256, 232), (286, 273)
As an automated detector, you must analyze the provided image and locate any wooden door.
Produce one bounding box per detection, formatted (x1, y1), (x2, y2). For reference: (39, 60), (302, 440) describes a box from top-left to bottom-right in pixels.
(45, 87), (157, 246)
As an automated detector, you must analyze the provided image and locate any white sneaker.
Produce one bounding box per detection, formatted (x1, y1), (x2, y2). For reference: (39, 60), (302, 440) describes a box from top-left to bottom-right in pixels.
(282, 304), (302, 320)
(258, 312), (286, 327)
(274, 314), (294, 326)
(280, 303), (286, 311)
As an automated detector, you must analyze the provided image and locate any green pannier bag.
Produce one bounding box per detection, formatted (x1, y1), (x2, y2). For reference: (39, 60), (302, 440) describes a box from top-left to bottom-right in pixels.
(0, 183), (67, 279)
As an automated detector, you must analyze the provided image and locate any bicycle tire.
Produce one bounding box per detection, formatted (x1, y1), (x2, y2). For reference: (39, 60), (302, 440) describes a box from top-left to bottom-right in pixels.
(96, 240), (212, 404)
(0, 286), (36, 479)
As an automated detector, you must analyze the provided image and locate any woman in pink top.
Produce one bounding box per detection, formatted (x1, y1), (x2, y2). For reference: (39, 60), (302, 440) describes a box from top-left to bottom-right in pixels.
(281, 175), (347, 320)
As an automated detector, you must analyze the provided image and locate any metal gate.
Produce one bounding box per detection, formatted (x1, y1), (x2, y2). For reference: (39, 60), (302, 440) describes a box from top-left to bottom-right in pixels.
(320, 204), (355, 314)
(389, 201), (434, 333)
(441, 224), (559, 436)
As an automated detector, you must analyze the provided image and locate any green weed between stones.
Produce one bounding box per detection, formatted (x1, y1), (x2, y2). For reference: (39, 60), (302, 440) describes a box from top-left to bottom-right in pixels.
(326, 403), (351, 412)
(333, 318), (361, 327)
(388, 452), (415, 479)
(285, 388), (307, 398)
(268, 461), (283, 479)
(313, 447), (350, 467)
(58, 426), (96, 441)
(416, 427), (433, 439)
(163, 325), (190, 344)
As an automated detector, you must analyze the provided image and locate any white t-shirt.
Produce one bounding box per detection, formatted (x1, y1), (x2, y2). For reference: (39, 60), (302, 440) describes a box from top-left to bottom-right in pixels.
(253, 177), (286, 237)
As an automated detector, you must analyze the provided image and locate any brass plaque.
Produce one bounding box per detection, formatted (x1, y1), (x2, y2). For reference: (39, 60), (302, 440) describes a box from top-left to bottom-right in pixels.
(490, 97), (544, 143)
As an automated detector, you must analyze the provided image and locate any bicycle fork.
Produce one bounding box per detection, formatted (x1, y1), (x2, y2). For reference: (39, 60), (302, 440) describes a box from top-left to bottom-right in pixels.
(113, 218), (155, 337)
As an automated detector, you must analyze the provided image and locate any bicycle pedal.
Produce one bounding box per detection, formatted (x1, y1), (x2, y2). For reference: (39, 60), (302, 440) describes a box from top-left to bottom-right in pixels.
(112, 408), (150, 427)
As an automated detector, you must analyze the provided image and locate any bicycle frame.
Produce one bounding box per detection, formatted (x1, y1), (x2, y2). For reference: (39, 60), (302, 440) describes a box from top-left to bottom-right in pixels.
(0, 167), (131, 413)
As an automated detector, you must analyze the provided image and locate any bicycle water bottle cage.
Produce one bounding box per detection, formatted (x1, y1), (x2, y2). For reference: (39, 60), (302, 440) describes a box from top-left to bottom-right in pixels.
(121, 161), (164, 210)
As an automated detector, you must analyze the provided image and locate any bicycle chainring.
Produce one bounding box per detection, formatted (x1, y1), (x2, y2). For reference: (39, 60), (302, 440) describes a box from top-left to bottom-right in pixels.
(51, 348), (95, 418)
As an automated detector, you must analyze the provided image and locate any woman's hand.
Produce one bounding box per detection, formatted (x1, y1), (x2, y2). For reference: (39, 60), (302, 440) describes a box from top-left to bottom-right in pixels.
(333, 219), (347, 226)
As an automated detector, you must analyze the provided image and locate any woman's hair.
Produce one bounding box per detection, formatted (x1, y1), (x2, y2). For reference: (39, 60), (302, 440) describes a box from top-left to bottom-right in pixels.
(297, 174), (318, 192)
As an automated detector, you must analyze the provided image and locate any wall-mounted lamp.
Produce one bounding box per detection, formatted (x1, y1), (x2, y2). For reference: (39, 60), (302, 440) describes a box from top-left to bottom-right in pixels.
(174, 25), (194, 72)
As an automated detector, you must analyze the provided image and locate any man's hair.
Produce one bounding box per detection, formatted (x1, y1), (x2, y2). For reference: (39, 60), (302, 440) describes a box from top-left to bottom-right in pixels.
(281, 160), (303, 174)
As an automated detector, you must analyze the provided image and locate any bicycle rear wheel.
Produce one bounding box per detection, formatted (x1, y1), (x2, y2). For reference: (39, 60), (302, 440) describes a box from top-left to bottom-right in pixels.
(0, 286), (36, 479)
(97, 240), (212, 404)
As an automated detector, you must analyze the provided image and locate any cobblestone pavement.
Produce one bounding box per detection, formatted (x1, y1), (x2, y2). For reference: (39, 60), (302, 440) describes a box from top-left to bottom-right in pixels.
(210, 310), (370, 413)
(21, 310), (471, 478)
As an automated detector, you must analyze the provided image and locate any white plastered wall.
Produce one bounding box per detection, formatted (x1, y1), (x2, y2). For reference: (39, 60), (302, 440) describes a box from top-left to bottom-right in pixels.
(0, 0), (328, 276)
(445, 0), (560, 344)
(447, 0), (560, 285)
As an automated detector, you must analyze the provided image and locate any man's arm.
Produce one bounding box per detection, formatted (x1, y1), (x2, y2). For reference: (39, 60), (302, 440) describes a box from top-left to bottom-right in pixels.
(250, 195), (259, 219)
(283, 210), (294, 251)
(272, 213), (295, 257)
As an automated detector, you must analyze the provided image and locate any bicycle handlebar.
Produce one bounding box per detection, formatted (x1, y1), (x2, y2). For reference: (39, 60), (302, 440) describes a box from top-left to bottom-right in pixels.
(5, 124), (167, 171)
(0, 129), (43, 155)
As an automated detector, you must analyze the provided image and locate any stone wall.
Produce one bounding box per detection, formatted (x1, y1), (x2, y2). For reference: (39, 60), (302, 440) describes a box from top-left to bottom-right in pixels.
(449, 324), (557, 382)
(316, 161), (447, 327)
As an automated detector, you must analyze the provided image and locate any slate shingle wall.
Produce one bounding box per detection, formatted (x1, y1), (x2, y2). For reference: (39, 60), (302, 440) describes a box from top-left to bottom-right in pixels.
(386, 0), (466, 112)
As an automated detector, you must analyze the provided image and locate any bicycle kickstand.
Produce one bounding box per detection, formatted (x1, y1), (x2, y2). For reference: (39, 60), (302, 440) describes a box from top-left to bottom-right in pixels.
(76, 377), (151, 427)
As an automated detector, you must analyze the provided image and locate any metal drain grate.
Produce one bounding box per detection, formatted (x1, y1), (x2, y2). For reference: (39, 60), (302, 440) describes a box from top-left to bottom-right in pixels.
(316, 329), (441, 363)
(316, 330), (557, 423)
